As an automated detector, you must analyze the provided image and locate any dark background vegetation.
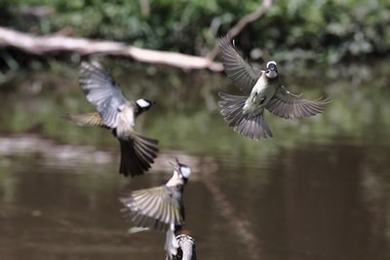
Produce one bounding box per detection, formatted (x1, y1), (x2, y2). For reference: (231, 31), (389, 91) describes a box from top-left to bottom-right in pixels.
(0, 0), (389, 67)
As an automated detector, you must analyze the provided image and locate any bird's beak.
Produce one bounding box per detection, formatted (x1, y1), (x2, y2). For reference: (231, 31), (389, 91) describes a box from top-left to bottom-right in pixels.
(169, 157), (180, 169)
(169, 161), (176, 167)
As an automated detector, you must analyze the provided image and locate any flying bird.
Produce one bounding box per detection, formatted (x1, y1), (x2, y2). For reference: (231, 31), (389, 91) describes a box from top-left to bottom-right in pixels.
(218, 36), (331, 140)
(67, 61), (158, 177)
(172, 232), (197, 260)
(120, 159), (192, 259)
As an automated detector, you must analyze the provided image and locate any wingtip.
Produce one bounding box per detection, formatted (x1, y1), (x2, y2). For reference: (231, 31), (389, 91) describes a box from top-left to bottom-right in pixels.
(79, 60), (104, 74)
(61, 113), (79, 124)
(218, 91), (227, 98)
(118, 194), (132, 206)
(80, 61), (89, 68)
(80, 61), (93, 72)
(320, 96), (333, 104)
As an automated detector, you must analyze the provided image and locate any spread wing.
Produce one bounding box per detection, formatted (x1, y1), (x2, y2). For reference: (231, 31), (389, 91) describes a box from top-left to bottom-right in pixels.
(120, 186), (183, 231)
(79, 61), (127, 128)
(65, 112), (108, 128)
(266, 85), (331, 119)
(218, 36), (260, 93)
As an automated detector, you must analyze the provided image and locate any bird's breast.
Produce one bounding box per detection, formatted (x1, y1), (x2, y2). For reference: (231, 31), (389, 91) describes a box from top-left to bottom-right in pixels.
(115, 106), (135, 139)
(243, 78), (276, 114)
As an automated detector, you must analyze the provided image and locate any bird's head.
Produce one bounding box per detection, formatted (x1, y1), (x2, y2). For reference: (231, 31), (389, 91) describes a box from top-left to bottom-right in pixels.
(167, 158), (192, 186)
(175, 232), (196, 259)
(265, 61), (278, 79)
(135, 98), (155, 113)
(178, 163), (192, 183)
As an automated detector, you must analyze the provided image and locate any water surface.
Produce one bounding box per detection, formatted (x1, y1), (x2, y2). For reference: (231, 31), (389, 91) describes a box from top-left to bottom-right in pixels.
(0, 61), (389, 260)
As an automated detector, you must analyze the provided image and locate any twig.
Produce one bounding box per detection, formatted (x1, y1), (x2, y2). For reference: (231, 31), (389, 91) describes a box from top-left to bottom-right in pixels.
(207, 0), (275, 60)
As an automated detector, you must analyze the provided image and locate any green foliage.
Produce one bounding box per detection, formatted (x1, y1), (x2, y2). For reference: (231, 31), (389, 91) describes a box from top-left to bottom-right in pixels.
(1, 0), (389, 62)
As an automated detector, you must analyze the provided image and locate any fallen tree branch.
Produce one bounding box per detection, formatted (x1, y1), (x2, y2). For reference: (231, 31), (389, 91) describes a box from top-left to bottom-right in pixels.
(0, 26), (223, 72)
(207, 0), (275, 60)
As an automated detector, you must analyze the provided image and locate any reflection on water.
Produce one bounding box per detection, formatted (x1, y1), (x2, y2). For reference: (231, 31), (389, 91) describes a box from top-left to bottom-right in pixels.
(0, 61), (389, 259)
(1, 141), (390, 260)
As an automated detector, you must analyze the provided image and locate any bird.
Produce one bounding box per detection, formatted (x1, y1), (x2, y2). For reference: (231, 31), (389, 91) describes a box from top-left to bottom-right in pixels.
(120, 159), (192, 259)
(218, 36), (331, 140)
(171, 232), (197, 260)
(67, 61), (159, 177)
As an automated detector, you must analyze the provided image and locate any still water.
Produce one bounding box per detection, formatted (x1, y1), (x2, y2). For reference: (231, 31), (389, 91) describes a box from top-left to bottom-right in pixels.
(0, 61), (389, 260)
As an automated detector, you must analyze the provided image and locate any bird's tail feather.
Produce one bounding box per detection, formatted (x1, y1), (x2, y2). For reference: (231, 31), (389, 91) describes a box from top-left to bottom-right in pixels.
(119, 134), (158, 177)
(218, 92), (272, 139)
(119, 139), (135, 176)
(234, 112), (272, 140)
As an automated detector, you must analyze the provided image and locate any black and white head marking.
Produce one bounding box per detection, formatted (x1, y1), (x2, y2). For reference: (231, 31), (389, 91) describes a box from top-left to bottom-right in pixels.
(265, 61), (278, 79)
(136, 98), (154, 111)
(179, 164), (192, 179)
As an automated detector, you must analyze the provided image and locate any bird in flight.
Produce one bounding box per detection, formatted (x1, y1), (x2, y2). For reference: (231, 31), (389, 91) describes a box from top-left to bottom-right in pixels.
(67, 61), (158, 177)
(172, 232), (197, 260)
(120, 159), (192, 259)
(218, 36), (331, 140)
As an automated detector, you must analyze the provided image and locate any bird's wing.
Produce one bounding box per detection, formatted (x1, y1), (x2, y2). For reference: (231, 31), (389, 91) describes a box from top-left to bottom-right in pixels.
(218, 37), (259, 93)
(65, 112), (108, 128)
(79, 61), (127, 128)
(265, 85), (331, 119)
(119, 132), (159, 177)
(120, 186), (183, 231)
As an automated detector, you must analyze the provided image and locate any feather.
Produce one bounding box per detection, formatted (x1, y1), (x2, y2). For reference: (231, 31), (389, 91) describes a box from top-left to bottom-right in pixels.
(219, 92), (272, 139)
(79, 61), (127, 128)
(120, 186), (184, 231)
(233, 112), (272, 140)
(266, 86), (331, 119)
(118, 133), (158, 177)
(64, 112), (107, 128)
(218, 37), (260, 93)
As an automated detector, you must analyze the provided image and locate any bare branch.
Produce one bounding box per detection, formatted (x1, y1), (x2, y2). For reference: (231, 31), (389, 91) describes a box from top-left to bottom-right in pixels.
(0, 26), (223, 72)
(207, 0), (275, 60)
